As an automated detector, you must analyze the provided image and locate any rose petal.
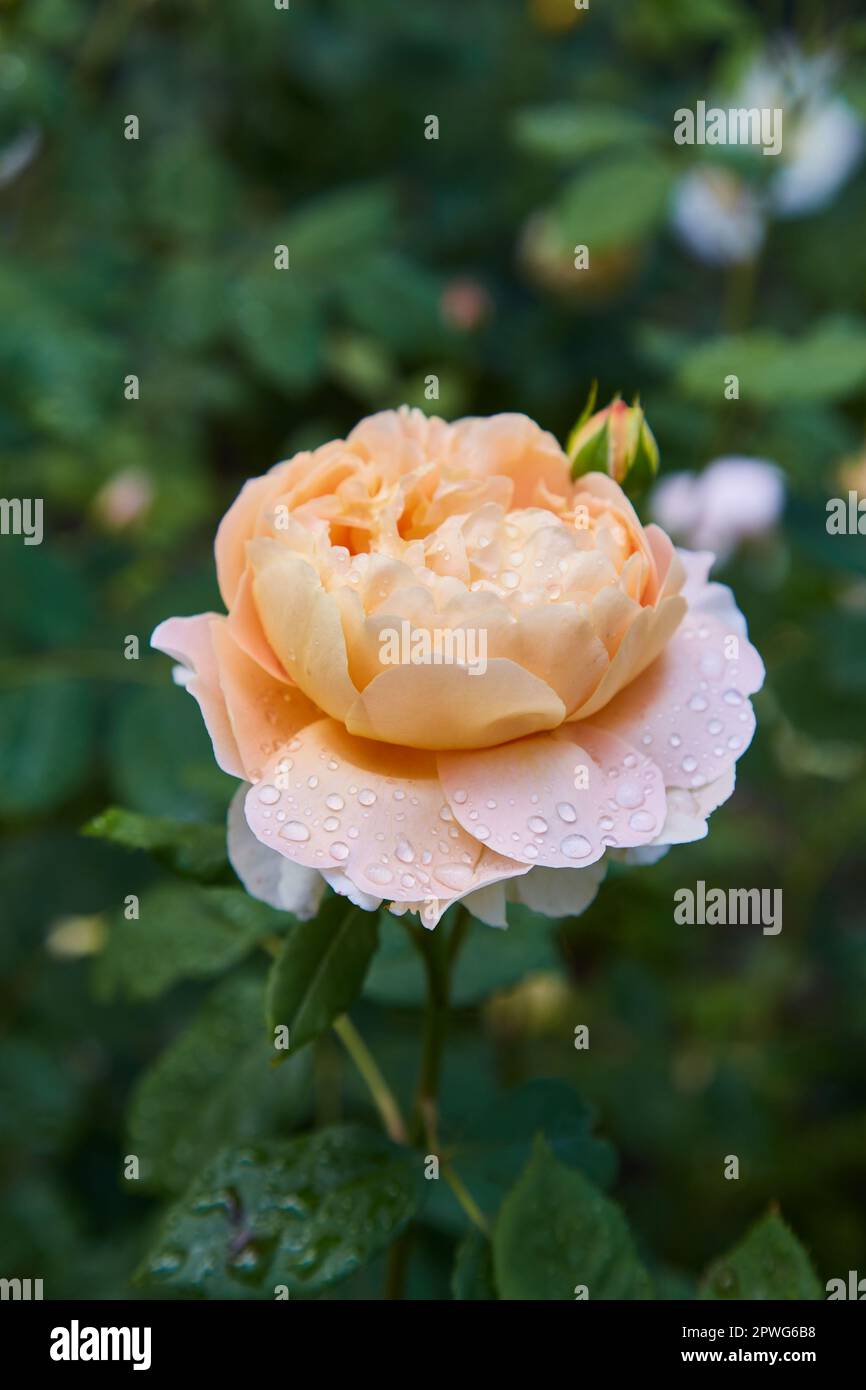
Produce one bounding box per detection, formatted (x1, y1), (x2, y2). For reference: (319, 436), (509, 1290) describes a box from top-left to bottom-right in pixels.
(345, 658), (566, 751)
(210, 622), (319, 782)
(249, 539), (360, 721)
(512, 860), (606, 917)
(151, 615), (244, 778)
(591, 599), (763, 790)
(438, 723), (666, 868)
(227, 784), (325, 918)
(243, 718), (526, 904)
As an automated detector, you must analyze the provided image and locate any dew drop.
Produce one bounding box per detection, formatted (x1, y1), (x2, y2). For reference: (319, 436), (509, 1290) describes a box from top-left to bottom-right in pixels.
(434, 863), (474, 891)
(358, 788), (377, 806)
(723, 689), (743, 706)
(325, 793), (344, 812)
(556, 801), (577, 823)
(365, 864), (393, 886)
(330, 842), (349, 861)
(628, 810), (655, 832)
(280, 822), (310, 843)
(615, 781), (643, 809)
(452, 789), (468, 805)
(323, 816), (340, 832)
(561, 834), (592, 859)
(257, 784), (280, 805)
(527, 815), (549, 835)
(688, 694), (709, 712)
(700, 652), (723, 679)
(681, 755), (698, 774)
(395, 838), (415, 864)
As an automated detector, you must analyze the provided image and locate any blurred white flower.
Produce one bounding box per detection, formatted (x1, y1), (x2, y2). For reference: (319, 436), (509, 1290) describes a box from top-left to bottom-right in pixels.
(0, 125), (41, 188)
(650, 457), (785, 563)
(672, 169), (765, 266)
(672, 41), (863, 264)
(772, 97), (863, 215)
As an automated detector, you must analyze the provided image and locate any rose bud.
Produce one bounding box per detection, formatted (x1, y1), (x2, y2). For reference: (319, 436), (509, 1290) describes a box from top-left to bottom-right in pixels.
(568, 388), (660, 495)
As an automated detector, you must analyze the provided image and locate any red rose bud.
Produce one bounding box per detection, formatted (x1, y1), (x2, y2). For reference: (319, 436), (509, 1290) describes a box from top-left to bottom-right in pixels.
(568, 392), (659, 493)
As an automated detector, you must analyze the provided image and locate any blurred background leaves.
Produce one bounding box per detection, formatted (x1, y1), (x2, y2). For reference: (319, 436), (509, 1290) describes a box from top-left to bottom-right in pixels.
(1, 0), (865, 1297)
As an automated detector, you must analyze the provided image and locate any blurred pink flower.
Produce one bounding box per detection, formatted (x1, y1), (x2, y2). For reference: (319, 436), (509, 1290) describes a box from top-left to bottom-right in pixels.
(93, 468), (154, 530)
(650, 457), (784, 563)
(440, 278), (492, 331)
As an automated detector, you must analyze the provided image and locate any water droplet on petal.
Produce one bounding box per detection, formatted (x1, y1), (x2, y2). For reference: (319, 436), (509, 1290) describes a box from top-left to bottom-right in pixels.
(527, 815), (548, 835)
(365, 864), (393, 886)
(257, 784), (280, 805)
(434, 863), (474, 891)
(699, 652), (723, 679)
(615, 781), (643, 809)
(330, 842), (349, 861)
(280, 822), (310, 843)
(358, 788), (377, 806)
(556, 801), (577, 823)
(628, 810), (656, 833)
(561, 834), (592, 859)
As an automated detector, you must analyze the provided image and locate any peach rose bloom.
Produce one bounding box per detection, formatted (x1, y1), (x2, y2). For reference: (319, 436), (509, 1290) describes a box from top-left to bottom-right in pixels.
(153, 408), (764, 927)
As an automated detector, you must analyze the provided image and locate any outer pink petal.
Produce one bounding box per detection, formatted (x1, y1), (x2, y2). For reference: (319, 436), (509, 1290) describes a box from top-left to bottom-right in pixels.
(151, 615), (244, 778)
(242, 718), (526, 905)
(590, 563), (764, 791)
(210, 623), (320, 783)
(438, 723), (667, 868)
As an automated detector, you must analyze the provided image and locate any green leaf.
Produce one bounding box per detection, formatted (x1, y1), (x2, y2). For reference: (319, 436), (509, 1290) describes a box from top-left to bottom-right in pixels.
(127, 974), (311, 1193)
(700, 1211), (822, 1300)
(0, 681), (95, 818)
(231, 271), (324, 392)
(677, 318), (866, 405)
(427, 1079), (616, 1233)
(0, 544), (94, 651)
(554, 153), (675, 253)
(452, 1229), (498, 1300)
(135, 1126), (422, 1298)
(94, 883), (285, 1001)
(83, 806), (229, 882)
(279, 184), (396, 273)
(266, 896), (379, 1052)
(109, 686), (231, 822)
(514, 105), (656, 161)
(493, 1137), (651, 1300)
(364, 908), (559, 1008)
(339, 252), (448, 355)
